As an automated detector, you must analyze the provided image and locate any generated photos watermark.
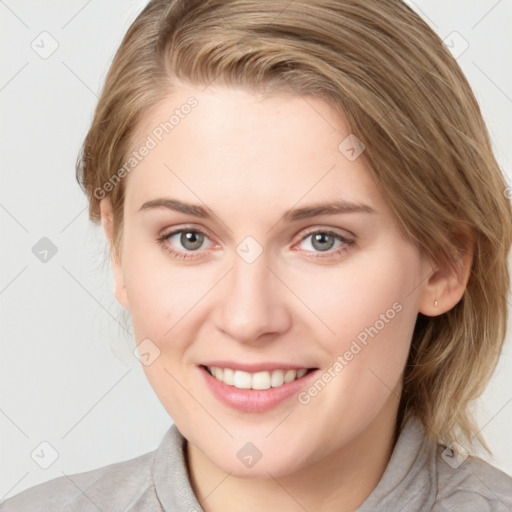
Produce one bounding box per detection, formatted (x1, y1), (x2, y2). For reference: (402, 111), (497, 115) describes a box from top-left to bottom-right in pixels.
(93, 96), (198, 200)
(297, 301), (403, 405)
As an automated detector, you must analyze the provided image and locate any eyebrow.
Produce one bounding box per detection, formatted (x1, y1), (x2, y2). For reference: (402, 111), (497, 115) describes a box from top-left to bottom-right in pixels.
(139, 197), (376, 222)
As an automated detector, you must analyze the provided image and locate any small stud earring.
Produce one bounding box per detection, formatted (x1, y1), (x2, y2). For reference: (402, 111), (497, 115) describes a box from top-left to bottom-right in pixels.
(434, 300), (438, 307)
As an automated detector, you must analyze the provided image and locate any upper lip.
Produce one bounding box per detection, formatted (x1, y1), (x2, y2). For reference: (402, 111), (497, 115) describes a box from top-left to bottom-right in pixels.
(200, 361), (316, 372)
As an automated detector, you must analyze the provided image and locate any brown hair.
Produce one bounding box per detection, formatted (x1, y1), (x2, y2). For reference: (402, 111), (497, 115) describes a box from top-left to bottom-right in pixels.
(76, 0), (512, 451)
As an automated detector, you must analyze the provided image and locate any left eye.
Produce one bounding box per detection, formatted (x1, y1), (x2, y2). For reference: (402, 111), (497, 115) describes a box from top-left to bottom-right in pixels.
(297, 230), (353, 253)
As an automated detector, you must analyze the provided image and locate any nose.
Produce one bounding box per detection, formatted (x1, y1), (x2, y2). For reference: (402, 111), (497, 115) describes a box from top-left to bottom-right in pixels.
(213, 249), (292, 345)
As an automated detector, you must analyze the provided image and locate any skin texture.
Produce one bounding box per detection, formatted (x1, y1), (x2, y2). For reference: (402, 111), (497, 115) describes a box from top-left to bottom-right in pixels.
(100, 84), (471, 511)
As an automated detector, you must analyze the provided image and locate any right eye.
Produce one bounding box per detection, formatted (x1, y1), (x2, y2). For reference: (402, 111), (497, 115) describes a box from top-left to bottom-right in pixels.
(157, 227), (215, 260)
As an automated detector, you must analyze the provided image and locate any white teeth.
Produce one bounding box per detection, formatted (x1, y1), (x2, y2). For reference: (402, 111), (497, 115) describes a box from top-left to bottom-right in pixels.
(271, 369), (284, 387)
(252, 371), (271, 390)
(284, 369), (297, 383)
(233, 370), (252, 389)
(207, 366), (310, 390)
(223, 367), (234, 385)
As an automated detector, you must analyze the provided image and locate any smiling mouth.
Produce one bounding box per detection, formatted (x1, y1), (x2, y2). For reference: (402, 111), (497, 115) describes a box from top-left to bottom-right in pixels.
(202, 365), (316, 390)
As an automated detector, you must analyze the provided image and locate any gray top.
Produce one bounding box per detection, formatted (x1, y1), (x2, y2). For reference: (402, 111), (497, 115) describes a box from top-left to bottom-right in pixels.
(1, 416), (511, 511)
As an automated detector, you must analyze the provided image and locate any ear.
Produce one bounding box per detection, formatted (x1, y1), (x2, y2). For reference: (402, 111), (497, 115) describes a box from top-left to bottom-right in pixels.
(99, 198), (129, 310)
(418, 237), (473, 317)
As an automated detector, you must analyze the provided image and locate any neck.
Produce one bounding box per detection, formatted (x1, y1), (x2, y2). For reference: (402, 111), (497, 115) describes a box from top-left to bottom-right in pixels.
(186, 395), (400, 512)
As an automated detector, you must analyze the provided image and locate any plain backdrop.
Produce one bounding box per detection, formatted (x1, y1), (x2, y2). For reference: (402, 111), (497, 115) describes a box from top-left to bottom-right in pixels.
(1, 0), (511, 500)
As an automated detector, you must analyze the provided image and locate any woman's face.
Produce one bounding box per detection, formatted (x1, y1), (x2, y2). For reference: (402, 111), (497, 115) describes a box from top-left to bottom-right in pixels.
(102, 84), (434, 477)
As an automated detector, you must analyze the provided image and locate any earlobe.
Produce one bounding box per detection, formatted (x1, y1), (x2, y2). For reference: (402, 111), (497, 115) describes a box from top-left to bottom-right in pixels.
(418, 245), (473, 317)
(99, 198), (130, 310)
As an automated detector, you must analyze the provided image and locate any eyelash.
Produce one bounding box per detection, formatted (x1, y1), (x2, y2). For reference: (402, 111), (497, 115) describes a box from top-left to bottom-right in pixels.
(157, 226), (355, 261)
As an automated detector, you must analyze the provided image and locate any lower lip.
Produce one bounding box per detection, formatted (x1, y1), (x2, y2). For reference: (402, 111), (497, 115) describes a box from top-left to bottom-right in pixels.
(199, 366), (319, 413)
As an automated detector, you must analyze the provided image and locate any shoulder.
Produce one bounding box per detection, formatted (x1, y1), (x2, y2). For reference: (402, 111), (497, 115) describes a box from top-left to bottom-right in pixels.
(433, 444), (512, 511)
(0, 450), (159, 512)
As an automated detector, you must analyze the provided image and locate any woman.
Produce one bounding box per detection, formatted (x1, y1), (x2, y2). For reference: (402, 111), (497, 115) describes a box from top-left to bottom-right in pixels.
(2, 0), (511, 510)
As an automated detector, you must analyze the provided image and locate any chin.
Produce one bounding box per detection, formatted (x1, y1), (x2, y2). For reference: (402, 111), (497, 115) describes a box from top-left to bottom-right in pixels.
(201, 436), (312, 479)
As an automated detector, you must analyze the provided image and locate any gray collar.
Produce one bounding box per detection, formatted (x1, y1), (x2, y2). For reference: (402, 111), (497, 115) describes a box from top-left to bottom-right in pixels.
(357, 415), (437, 511)
(152, 423), (203, 512)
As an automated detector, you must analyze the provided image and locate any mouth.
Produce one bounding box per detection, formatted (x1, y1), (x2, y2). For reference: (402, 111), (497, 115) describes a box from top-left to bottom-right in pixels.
(202, 365), (315, 390)
(199, 363), (319, 413)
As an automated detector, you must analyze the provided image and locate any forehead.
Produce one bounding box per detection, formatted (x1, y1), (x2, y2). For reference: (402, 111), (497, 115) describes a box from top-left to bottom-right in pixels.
(123, 84), (386, 217)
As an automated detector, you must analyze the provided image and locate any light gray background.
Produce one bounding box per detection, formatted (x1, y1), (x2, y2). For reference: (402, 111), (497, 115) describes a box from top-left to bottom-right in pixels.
(1, 0), (511, 500)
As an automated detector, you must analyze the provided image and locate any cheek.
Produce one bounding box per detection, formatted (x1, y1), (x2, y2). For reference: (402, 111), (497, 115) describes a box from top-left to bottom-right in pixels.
(303, 250), (419, 411)
(121, 244), (202, 338)
(122, 251), (202, 422)
(289, 247), (420, 351)
(291, 245), (420, 413)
